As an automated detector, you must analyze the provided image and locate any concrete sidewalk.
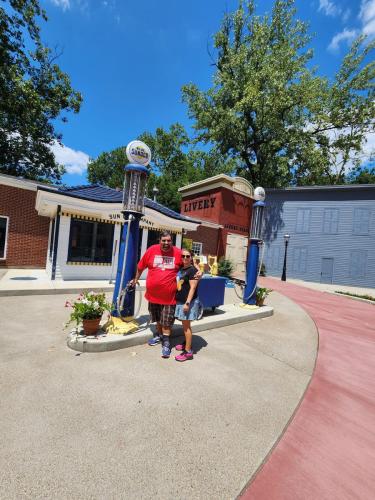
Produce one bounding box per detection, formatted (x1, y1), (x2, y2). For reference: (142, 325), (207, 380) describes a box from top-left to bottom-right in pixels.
(0, 289), (317, 499)
(0, 268), (116, 296)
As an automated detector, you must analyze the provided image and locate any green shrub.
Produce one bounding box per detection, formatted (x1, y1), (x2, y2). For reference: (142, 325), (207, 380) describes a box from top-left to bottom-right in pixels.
(218, 258), (234, 277)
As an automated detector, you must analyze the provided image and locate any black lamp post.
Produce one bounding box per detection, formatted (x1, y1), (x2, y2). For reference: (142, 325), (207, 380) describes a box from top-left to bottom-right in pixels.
(281, 234), (290, 281)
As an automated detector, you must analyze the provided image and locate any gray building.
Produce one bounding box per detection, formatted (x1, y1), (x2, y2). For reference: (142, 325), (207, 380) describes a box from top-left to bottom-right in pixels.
(263, 185), (375, 288)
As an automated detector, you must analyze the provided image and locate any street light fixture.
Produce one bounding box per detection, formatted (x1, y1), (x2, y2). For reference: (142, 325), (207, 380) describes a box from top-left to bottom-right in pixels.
(281, 234), (290, 281)
(152, 185), (159, 202)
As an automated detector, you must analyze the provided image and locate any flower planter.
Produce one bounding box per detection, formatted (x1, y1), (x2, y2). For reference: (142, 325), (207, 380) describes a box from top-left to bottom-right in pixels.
(256, 298), (265, 307)
(82, 317), (101, 336)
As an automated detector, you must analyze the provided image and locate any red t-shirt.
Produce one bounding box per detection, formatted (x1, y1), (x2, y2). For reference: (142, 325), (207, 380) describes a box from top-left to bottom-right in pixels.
(137, 245), (182, 305)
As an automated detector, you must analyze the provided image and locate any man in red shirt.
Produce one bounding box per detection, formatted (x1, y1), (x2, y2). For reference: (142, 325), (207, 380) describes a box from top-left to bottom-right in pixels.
(130, 231), (183, 358)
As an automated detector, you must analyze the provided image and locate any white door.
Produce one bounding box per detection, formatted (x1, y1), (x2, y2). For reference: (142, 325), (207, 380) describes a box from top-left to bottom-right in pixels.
(225, 233), (248, 274)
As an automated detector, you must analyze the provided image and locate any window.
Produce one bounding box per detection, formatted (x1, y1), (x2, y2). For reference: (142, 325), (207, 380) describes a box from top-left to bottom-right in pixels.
(266, 246), (280, 270)
(68, 218), (114, 263)
(0, 216), (9, 259)
(296, 209), (311, 233)
(292, 247), (308, 273)
(349, 250), (367, 278)
(353, 208), (370, 235)
(323, 209), (339, 234)
(192, 242), (203, 255)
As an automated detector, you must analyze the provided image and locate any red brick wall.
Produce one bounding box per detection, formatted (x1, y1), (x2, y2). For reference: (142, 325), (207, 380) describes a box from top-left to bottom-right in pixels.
(181, 186), (252, 260)
(0, 184), (50, 267)
(185, 225), (220, 256)
(181, 187), (252, 234)
(181, 188), (222, 223)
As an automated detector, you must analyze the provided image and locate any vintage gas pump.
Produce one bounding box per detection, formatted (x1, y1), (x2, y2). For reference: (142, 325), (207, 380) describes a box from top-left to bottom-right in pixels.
(111, 140), (150, 323)
(243, 187), (266, 306)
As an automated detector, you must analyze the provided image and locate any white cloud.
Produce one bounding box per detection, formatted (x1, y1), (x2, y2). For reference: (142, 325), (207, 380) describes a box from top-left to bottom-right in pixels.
(328, 28), (358, 52)
(359, 0), (375, 36)
(327, 0), (375, 51)
(50, 141), (90, 175)
(50, 0), (71, 11)
(319, 0), (342, 17)
(359, 0), (375, 24)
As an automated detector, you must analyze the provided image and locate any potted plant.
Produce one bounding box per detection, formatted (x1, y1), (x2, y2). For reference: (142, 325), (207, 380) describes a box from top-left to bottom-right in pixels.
(256, 287), (272, 306)
(218, 258), (234, 278)
(65, 291), (112, 335)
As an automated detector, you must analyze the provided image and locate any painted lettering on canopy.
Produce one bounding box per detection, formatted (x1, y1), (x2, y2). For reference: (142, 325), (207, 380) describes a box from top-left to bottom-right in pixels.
(224, 223), (249, 232)
(184, 197), (216, 212)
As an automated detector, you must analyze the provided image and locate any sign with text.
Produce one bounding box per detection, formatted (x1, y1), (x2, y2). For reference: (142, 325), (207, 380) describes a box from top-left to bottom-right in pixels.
(183, 197), (216, 213)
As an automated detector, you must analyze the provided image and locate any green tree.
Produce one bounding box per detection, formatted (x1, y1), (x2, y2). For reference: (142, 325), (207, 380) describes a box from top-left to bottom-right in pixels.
(182, 0), (375, 188)
(87, 147), (128, 188)
(347, 166), (375, 184)
(0, 0), (82, 182)
(88, 123), (235, 211)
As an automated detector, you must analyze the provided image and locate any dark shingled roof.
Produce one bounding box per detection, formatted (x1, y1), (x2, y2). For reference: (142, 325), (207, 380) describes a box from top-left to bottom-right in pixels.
(49, 184), (200, 224)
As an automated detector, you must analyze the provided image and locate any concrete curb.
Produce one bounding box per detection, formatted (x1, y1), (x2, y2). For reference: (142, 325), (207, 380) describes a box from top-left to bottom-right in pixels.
(67, 303), (274, 353)
(330, 291), (375, 306)
(0, 286), (114, 297)
(0, 285), (146, 297)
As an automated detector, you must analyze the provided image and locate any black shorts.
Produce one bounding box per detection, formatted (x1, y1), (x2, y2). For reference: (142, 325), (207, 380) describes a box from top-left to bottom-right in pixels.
(148, 303), (176, 327)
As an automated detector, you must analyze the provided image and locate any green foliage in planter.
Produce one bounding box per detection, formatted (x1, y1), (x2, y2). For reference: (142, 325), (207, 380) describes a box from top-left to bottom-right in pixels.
(218, 258), (234, 278)
(256, 287), (273, 302)
(65, 291), (112, 327)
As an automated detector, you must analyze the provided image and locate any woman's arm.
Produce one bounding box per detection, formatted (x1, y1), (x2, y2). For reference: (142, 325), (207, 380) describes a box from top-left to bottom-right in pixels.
(183, 279), (199, 312)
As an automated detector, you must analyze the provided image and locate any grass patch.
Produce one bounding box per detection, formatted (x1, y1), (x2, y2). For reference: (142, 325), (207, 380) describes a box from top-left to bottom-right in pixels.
(335, 291), (375, 302)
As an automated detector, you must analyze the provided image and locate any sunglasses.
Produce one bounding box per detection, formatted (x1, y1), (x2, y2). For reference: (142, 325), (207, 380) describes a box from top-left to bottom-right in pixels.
(182, 255), (191, 258)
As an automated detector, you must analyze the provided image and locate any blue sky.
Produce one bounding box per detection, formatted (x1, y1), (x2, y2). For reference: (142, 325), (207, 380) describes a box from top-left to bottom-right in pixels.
(38, 0), (375, 185)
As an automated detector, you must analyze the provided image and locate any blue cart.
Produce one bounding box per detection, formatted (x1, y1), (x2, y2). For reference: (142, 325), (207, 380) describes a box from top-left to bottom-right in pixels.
(197, 275), (226, 314)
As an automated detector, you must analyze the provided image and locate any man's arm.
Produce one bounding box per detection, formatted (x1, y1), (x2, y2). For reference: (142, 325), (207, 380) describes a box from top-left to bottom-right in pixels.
(128, 249), (149, 286)
(129, 268), (142, 287)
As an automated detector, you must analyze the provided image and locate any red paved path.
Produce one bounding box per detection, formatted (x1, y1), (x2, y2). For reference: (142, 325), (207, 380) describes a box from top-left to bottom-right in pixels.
(241, 278), (375, 500)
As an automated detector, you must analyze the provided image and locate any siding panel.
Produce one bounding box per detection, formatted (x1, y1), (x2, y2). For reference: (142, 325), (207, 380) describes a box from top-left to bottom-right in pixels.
(264, 196), (375, 287)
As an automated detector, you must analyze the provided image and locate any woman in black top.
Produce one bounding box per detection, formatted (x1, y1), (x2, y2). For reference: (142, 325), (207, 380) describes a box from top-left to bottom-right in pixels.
(174, 249), (200, 362)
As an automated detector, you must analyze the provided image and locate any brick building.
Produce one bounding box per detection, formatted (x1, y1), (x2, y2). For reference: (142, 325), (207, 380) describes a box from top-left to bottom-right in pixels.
(179, 175), (254, 273)
(0, 174), (52, 268)
(0, 174), (199, 278)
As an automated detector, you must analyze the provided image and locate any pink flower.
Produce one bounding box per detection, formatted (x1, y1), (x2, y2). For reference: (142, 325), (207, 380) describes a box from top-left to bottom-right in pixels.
(65, 301), (72, 308)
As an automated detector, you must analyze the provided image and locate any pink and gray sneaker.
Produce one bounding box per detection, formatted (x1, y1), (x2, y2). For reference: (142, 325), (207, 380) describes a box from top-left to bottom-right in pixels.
(175, 350), (193, 362)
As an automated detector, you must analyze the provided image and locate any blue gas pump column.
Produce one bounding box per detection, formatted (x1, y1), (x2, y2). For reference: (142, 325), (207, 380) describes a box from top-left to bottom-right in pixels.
(111, 162), (149, 318)
(243, 194), (266, 306)
(109, 142), (151, 326)
(112, 212), (142, 317)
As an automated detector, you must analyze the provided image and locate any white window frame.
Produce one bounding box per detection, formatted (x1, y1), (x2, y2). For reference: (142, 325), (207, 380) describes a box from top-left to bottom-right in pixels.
(292, 247), (308, 273)
(296, 209), (311, 234)
(349, 250), (367, 279)
(323, 208), (339, 234)
(0, 215), (9, 260)
(353, 208), (370, 236)
(192, 241), (203, 255)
